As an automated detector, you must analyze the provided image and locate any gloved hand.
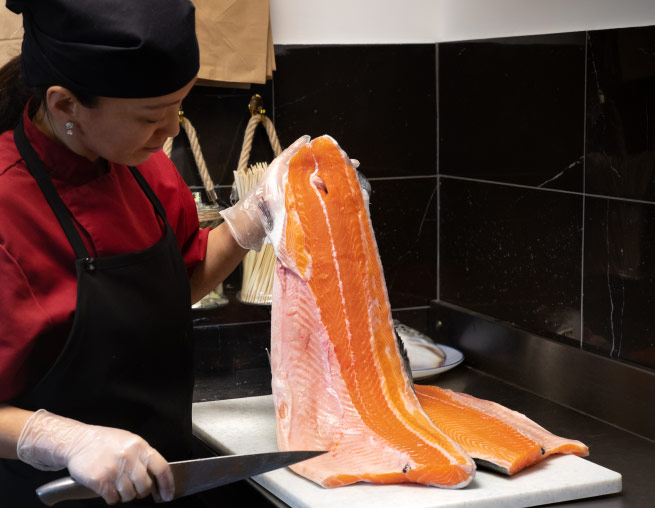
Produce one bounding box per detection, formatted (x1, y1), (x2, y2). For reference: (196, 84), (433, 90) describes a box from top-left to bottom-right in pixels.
(220, 135), (310, 251)
(17, 409), (174, 504)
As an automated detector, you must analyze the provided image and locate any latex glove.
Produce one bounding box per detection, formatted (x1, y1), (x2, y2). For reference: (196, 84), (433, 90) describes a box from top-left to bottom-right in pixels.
(17, 409), (173, 504)
(220, 135), (310, 251)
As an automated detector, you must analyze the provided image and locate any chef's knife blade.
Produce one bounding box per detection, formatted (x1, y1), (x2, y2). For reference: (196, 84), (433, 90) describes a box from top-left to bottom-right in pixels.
(36, 450), (326, 506)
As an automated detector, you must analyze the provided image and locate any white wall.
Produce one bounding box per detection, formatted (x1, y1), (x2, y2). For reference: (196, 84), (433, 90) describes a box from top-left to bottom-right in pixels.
(437, 0), (655, 42)
(270, 0), (655, 44)
(269, 0), (440, 45)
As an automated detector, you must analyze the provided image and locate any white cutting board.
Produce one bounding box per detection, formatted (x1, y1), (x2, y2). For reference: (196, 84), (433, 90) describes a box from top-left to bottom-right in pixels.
(192, 396), (622, 508)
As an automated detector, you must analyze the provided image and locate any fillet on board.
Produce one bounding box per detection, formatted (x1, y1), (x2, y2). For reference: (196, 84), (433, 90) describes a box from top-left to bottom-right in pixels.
(266, 135), (475, 488)
(415, 385), (589, 475)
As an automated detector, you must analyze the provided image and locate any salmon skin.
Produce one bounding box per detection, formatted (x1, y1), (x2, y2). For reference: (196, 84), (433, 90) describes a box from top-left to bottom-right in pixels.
(267, 135), (475, 488)
(415, 385), (589, 475)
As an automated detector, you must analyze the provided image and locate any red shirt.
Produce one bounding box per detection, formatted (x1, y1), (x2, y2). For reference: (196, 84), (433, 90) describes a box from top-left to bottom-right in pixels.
(0, 109), (209, 401)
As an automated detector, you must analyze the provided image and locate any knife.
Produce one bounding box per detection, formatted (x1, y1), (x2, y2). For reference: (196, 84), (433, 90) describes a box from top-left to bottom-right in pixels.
(36, 450), (326, 506)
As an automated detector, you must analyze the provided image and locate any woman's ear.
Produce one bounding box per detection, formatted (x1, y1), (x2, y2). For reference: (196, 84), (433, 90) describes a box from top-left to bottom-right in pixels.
(45, 86), (78, 122)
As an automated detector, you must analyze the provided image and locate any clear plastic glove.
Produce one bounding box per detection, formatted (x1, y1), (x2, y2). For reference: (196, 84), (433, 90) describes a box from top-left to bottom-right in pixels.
(220, 135), (310, 251)
(17, 409), (173, 504)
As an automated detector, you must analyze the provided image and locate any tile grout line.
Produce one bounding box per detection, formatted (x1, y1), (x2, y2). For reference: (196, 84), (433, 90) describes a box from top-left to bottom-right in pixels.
(368, 175), (437, 181)
(580, 32), (588, 349)
(391, 305), (431, 312)
(435, 42), (441, 303)
(439, 174), (655, 206)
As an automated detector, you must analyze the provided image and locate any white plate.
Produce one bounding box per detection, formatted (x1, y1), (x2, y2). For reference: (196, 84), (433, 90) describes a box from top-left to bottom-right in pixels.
(411, 344), (464, 380)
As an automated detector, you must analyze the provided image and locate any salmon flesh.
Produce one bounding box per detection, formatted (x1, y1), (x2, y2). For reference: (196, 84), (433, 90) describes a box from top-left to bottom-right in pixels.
(415, 385), (589, 475)
(268, 136), (475, 488)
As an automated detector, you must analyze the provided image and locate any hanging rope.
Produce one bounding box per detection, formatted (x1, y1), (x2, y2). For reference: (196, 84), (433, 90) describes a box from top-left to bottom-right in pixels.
(163, 137), (174, 158)
(236, 110), (282, 175)
(164, 116), (217, 203)
(163, 112), (226, 308)
(164, 95), (282, 205)
(233, 95), (282, 306)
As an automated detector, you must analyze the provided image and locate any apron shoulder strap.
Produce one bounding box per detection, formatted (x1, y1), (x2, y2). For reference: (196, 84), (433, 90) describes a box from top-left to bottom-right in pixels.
(14, 116), (90, 260)
(127, 165), (168, 222)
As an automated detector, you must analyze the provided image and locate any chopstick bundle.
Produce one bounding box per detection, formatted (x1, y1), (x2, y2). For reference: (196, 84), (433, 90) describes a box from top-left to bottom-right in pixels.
(234, 162), (277, 304)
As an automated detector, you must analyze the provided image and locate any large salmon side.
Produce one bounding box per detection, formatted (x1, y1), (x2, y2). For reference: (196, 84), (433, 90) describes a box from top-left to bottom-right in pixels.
(267, 135), (475, 488)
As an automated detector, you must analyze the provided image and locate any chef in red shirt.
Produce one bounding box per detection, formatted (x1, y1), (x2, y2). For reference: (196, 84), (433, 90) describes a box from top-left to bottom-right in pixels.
(0, 0), (305, 506)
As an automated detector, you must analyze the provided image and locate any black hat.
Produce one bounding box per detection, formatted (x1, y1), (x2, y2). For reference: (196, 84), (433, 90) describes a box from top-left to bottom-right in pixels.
(6, 0), (199, 98)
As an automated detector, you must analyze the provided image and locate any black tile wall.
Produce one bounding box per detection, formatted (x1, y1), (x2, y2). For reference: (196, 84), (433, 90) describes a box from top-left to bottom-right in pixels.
(439, 33), (586, 191)
(581, 26), (655, 370)
(439, 26), (655, 372)
(273, 45), (437, 179)
(194, 322), (272, 373)
(369, 177), (437, 309)
(586, 27), (655, 201)
(583, 197), (655, 369)
(440, 178), (582, 342)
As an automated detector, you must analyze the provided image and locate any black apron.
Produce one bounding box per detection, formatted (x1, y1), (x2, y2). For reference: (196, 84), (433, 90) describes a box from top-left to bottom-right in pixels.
(0, 117), (196, 507)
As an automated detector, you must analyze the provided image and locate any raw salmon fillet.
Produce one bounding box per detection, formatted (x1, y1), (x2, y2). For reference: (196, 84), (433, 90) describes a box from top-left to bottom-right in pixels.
(415, 385), (589, 475)
(268, 136), (475, 488)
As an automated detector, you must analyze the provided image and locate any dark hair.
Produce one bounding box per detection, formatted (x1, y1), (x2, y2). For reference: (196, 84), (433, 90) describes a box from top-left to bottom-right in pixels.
(0, 55), (98, 133)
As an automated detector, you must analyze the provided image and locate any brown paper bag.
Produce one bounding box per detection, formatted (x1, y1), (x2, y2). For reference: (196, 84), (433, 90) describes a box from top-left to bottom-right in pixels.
(0, 2), (275, 87)
(194, 0), (275, 87)
(0, 8), (22, 68)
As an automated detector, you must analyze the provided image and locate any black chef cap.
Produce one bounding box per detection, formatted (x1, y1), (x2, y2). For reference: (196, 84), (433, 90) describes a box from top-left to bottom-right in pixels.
(6, 0), (199, 98)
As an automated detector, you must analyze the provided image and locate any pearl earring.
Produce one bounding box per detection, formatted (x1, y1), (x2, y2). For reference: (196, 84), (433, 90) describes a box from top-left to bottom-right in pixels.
(65, 121), (74, 136)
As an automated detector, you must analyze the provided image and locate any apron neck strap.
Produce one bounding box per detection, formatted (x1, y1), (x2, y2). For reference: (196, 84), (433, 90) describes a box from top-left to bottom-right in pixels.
(126, 165), (168, 222)
(14, 115), (90, 260)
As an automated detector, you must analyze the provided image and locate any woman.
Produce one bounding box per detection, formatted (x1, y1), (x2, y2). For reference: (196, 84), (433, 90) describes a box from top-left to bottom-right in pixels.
(0, 0), (304, 505)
